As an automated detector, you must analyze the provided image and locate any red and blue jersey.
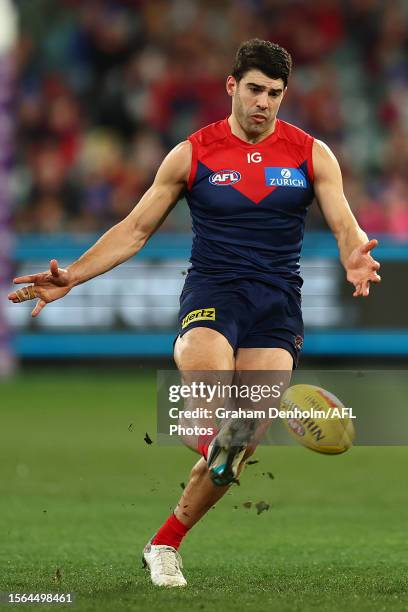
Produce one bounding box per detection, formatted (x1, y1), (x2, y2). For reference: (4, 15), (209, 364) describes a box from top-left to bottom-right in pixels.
(185, 117), (315, 291)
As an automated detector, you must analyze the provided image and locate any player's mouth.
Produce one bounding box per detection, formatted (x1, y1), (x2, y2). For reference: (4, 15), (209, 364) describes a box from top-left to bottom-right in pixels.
(251, 113), (267, 123)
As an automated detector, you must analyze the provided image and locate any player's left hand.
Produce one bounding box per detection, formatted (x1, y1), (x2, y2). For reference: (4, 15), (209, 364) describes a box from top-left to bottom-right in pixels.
(346, 239), (381, 297)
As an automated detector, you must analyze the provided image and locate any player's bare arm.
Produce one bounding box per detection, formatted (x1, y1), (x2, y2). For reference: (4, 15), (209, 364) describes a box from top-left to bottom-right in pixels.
(313, 139), (381, 298)
(8, 141), (192, 317)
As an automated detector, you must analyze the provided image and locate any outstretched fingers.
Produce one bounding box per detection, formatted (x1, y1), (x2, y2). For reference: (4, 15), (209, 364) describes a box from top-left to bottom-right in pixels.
(32, 299), (47, 318)
(50, 259), (60, 277)
(13, 259), (59, 285)
(8, 285), (37, 303)
(353, 283), (362, 297)
(360, 239), (378, 255)
(13, 273), (39, 285)
(353, 280), (371, 297)
(362, 281), (370, 297)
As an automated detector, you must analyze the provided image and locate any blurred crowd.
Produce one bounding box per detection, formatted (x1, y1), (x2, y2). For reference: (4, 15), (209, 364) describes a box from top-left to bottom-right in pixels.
(13, 0), (408, 237)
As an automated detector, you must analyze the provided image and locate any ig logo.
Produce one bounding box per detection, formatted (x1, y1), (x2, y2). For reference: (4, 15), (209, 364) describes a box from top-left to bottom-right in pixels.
(247, 152), (262, 163)
(281, 168), (291, 179)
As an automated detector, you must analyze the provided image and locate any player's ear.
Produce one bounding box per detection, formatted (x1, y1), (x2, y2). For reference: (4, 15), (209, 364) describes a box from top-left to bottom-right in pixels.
(226, 75), (236, 97)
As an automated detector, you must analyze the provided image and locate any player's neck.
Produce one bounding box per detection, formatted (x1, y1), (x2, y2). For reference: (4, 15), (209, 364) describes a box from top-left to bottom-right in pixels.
(227, 114), (277, 144)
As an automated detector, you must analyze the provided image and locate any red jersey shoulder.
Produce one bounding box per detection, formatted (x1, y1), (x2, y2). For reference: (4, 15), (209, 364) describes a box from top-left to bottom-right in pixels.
(278, 119), (314, 147)
(188, 120), (228, 147)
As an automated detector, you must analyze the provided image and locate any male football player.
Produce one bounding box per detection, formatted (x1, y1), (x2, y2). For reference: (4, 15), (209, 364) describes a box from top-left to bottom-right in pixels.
(9, 39), (381, 587)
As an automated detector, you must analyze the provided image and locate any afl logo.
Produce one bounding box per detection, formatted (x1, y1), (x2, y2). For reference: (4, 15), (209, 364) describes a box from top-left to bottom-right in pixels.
(281, 168), (291, 179)
(209, 170), (241, 186)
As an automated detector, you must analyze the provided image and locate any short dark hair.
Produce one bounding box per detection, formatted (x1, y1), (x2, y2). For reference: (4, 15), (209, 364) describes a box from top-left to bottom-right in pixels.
(232, 39), (292, 87)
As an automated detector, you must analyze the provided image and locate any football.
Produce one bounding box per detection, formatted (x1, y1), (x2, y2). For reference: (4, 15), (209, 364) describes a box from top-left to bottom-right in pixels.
(280, 384), (355, 454)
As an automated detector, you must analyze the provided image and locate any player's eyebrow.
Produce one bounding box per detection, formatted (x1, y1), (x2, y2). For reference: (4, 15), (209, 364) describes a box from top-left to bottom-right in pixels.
(246, 82), (283, 95)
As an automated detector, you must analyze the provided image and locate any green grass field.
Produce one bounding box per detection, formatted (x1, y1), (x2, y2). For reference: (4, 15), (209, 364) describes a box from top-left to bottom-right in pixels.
(1, 368), (408, 611)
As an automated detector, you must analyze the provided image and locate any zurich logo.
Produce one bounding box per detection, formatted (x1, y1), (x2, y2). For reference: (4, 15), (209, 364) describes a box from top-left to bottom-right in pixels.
(209, 170), (241, 186)
(265, 167), (307, 189)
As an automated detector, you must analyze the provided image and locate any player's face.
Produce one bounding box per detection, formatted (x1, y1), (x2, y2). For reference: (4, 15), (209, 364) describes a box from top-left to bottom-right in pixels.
(227, 70), (286, 138)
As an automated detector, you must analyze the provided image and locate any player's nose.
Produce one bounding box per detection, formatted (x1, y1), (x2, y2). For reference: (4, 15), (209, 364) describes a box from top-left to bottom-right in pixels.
(256, 93), (268, 110)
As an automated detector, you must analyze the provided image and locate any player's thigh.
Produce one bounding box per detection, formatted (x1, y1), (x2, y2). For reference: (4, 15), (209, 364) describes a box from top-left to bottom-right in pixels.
(174, 326), (235, 371)
(235, 347), (293, 370)
(235, 346), (293, 426)
(174, 327), (234, 451)
(235, 348), (293, 458)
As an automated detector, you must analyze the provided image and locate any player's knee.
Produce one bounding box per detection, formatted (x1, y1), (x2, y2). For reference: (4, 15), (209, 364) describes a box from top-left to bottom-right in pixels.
(174, 328), (234, 370)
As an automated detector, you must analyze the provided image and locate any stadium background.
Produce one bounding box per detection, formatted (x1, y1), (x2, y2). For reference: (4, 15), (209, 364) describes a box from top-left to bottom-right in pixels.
(1, 1), (408, 611)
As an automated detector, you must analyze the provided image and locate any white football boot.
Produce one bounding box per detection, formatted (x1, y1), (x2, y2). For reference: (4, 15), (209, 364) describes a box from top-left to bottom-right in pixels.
(143, 541), (187, 587)
(207, 419), (256, 486)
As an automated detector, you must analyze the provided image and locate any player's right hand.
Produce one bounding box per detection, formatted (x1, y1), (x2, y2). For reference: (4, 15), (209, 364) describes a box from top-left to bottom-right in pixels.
(8, 259), (73, 318)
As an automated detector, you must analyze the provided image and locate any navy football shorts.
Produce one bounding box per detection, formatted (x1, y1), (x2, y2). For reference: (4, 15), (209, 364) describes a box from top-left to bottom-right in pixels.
(177, 277), (304, 366)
